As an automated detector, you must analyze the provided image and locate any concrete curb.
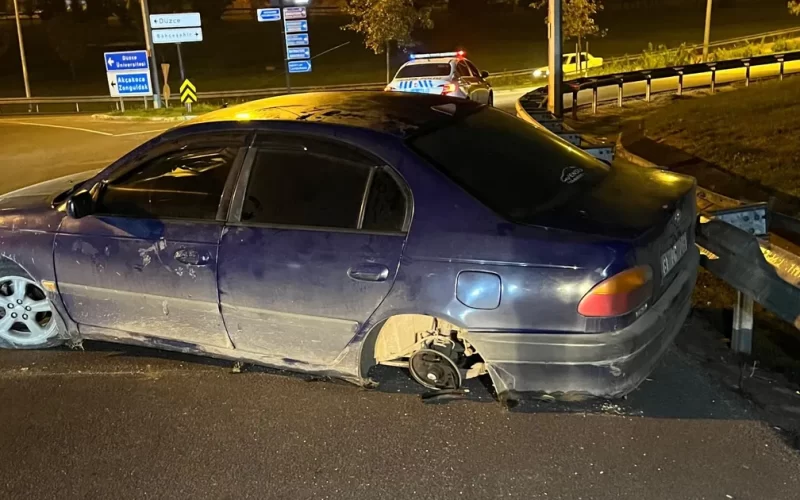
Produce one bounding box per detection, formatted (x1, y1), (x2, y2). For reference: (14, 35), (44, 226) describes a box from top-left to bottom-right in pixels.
(615, 132), (661, 169)
(91, 113), (196, 122)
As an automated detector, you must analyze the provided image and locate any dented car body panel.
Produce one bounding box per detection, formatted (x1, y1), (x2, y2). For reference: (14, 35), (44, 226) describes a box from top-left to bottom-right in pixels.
(0, 92), (698, 399)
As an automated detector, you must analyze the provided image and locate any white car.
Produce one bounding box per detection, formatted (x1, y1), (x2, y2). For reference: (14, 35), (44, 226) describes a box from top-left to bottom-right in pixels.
(385, 51), (494, 106)
(533, 53), (605, 78)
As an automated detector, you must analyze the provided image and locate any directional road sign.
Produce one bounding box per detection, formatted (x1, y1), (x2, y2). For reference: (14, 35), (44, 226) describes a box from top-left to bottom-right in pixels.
(257, 8), (281, 22)
(287, 46), (311, 60)
(153, 27), (203, 44)
(285, 33), (309, 47)
(283, 7), (306, 20)
(104, 51), (149, 72)
(284, 20), (308, 33)
(150, 12), (201, 29)
(288, 60), (312, 73)
(107, 72), (153, 97)
(180, 79), (198, 103)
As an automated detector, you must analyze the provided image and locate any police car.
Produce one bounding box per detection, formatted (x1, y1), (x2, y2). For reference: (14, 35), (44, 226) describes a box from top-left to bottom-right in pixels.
(385, 51), (493, 106)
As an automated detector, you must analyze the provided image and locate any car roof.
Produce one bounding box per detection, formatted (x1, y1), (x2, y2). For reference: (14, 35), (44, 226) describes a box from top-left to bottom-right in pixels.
(184, 91), (483, 138)
(401, 57), (456, 66)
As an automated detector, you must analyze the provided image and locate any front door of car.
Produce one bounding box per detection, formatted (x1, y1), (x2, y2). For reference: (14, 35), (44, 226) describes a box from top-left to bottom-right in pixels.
(54, 132), (249, 348)
(218, 133), (410, 365)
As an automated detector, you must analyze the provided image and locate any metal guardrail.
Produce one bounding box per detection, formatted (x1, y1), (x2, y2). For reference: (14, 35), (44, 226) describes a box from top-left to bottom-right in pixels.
(518, 50), (800, 117)
(0, 82), (385, 114)
(488, 26), (800, 79)
(515, 102), (800, 354)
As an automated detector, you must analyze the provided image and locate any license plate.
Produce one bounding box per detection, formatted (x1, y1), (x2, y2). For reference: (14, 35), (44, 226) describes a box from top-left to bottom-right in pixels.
(661, 232), (688, 277)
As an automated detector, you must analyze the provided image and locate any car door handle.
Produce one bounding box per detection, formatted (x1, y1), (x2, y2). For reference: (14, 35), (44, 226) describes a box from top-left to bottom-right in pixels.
(347, 264), (390, 282)
(174, 249), (211, 266)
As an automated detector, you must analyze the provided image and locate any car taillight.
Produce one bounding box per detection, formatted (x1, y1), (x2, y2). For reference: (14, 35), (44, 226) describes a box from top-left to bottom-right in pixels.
(577, 266), (653, 318)
(440, 83), (457, 95)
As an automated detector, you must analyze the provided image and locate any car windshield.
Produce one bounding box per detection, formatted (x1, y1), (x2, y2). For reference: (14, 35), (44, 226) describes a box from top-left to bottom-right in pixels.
(396, 63), (452, 78)
(409, 107), (610, 223)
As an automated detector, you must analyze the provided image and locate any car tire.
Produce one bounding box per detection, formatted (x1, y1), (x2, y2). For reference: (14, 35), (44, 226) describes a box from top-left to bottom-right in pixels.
(0, 260), (64, 350)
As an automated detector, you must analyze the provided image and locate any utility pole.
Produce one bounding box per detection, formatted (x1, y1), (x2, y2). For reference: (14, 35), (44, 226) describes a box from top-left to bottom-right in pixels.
(548, 0), (563, 116)
(12, 0), (31, 100)
(140, 0), (162, 108)
(703, 0), (713, 62)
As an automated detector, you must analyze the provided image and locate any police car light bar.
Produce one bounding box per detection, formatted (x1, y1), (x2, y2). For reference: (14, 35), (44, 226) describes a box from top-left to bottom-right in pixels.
(410, 51), (466, 60)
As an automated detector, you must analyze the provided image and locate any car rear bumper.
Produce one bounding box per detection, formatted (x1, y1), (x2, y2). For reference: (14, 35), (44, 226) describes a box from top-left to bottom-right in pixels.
(466, 247), (699, 400)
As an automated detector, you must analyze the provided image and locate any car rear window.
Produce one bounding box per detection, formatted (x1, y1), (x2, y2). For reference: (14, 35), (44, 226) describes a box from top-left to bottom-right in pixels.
(396, 63), (452, 78)
(409, 107), (610, 223)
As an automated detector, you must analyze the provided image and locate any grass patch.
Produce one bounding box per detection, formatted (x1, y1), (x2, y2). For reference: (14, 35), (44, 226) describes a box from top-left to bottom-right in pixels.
(108, 103), (220, 118)
(644, 77), (800, 199)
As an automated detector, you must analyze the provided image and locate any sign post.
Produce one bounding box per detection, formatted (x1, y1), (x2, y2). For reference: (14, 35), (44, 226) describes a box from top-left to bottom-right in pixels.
(161, 63), (171, 106)
(139, 0), (162, 108)
(104, 50), (154, 107)
(150, 12), (202, 106)
(547, 0), (563, 117)
(258, 3), (311, 94)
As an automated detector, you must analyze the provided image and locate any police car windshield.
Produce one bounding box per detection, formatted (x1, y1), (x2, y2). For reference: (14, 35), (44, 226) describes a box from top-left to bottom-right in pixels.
(409, 107), (610, 222)
(396, 63), (452, 78)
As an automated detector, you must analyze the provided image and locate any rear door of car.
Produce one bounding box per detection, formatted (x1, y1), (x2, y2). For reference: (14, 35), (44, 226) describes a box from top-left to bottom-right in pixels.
(217, 131), (411, 365)
(54, 131), (249, 348)
(465, 60), (491, 104)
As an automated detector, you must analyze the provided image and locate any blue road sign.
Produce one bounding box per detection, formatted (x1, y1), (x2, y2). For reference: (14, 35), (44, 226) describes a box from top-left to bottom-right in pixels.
(288, 60), (312, 73)
(104, 50), (149, 72)
(287, 46), (311, 60)
(115, 73), (153, 95)
(284, 20), (308, 33)
(285, 33), (309, 46)
(257, 8), (281, 22)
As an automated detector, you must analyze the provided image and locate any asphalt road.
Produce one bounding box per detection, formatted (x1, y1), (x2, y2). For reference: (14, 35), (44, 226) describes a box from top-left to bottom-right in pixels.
(2, 116), (800, 499)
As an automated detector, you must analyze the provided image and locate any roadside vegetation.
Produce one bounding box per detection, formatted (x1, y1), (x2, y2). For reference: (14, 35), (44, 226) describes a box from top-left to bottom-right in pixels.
(645, 76), (800, 200)
(107, 102), (219, 118)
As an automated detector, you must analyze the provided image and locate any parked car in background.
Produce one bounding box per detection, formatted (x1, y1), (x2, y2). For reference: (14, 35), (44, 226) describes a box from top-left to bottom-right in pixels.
(533, 52), (605, 78)
(0, 92), (697, 402)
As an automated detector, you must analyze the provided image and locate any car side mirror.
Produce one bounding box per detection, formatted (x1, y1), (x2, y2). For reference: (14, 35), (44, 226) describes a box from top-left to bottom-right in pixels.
(66, 190), (94, 219)
(480, 70), (490, 79)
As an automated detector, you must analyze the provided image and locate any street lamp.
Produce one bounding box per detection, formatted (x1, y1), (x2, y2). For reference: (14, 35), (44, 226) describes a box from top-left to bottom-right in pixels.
(703, 0), (713, 62)
(12, 0), (32, 100)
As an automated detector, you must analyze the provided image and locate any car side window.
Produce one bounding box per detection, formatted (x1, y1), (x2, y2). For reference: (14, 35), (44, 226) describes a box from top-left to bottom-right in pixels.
(96, 142), (241, 221)
(466, 61), (481, 78)
(456, 61), (471, 78)
(362, 167), (407, 232)
(241, 136), (408, 232)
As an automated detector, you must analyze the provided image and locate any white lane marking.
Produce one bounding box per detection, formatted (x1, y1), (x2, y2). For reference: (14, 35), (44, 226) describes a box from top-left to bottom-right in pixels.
(0, 120), (166, 137)
(2, 120), (115, 136)
(113, 129), (168, 137)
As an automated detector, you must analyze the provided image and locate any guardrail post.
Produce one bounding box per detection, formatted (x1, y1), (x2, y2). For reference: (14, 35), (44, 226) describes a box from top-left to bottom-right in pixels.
(75, 102), (80, 113)
(617, 78), (623, 108)
(744, 59), (751, 87)
(592, 85), (598, 114)
(732, 291), (754, 355)
(645, 73), (652, 102)
(777, 55), (785, 81)
(676, 68), (684, 96)
(707, 63), (717, 94)
(35, 104), (39, 113)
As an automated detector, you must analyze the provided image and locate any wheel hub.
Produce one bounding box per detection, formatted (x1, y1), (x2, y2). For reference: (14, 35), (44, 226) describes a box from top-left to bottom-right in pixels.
(0, 276), (56, 346)
(408, 348), (462, 391)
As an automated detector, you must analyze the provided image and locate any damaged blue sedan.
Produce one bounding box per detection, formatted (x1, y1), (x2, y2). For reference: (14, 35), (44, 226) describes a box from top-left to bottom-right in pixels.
(0, 92), (698, 401)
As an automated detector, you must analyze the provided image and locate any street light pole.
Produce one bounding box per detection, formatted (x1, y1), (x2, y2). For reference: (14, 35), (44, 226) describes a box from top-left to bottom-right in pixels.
(140, 0), (162, 108)
(548, 0), (563, 116)
(703, 0), (713, 62)
(12, 0), (31, 100)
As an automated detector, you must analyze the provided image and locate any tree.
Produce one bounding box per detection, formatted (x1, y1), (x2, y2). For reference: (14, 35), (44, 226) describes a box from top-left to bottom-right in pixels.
(343, 0), (433, 81)
(533, 0), (606, 73)
(45, 15), (90, 80)
(790, 1), (800, 16)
